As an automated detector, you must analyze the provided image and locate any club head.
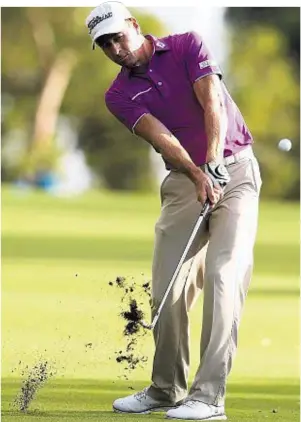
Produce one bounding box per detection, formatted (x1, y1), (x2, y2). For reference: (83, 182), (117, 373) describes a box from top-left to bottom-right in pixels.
(139, 320), (152, 330)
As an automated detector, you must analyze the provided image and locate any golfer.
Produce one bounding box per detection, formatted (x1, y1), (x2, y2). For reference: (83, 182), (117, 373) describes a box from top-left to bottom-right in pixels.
(86, 3), (262, 420)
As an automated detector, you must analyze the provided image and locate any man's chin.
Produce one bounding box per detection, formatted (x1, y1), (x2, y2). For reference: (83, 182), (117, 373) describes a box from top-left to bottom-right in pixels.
(122, 57), (136, 68)
(122, 62), (137, 70)
(114, 57), (137, 69)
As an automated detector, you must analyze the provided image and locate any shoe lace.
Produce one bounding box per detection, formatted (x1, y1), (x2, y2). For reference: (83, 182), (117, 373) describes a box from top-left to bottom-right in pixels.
(183, 400), (202, 409)
(134, 387), (148, 402)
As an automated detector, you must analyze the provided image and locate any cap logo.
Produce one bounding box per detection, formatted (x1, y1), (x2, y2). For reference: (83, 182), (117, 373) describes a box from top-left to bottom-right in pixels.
(88, 12), (113, 34)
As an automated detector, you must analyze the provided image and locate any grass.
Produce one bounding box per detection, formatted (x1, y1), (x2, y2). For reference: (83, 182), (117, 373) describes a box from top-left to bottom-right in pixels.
(1, 186), (300, 421)
(2, 378), (299, 421)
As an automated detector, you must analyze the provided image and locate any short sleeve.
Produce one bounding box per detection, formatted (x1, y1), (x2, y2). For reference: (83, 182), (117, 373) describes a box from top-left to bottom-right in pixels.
(182, 31), (222, 84)
(105, 89), (150, 133)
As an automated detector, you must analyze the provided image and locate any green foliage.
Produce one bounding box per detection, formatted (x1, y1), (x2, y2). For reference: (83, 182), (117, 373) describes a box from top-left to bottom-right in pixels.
(226, 25), (300, 199)
(225, 7), (300, 64)
(1, 7), (165, 190)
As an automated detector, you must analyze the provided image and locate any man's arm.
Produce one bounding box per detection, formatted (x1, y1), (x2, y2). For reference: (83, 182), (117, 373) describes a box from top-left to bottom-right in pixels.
(193, 74), (227, 163)
(134, 113), (217, 205)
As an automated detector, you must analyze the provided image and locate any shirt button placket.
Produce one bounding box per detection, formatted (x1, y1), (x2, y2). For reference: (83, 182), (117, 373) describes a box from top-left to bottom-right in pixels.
(157, 80), (167, 96)
(149, 70), (166, 96)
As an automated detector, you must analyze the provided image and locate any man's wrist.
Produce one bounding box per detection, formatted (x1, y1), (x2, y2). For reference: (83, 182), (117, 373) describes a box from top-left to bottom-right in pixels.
(187, 165), (204, 185)
(206, 153), (217, 163)
(206, 152), (222, 164)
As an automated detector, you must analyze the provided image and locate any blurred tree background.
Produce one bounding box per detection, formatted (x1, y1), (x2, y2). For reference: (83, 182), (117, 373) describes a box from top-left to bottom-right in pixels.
(1, 7), (164, 191)
(1, 7), (300, 199)
(225, 7), (300, 199)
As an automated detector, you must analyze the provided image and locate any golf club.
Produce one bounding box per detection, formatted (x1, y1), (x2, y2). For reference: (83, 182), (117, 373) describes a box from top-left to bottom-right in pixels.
(140, 199), (211, 331)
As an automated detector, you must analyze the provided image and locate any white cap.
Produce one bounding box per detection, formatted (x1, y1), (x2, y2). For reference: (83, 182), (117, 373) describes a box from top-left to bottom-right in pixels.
(86, 2), (132, 49)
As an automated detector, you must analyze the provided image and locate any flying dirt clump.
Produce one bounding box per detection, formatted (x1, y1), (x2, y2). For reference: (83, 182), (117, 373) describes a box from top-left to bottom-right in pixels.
(115, 276), (126, 288)
(13, 360), (55, 412)
(108, 275), (151, 375)
(121, 299), (144, 336)
(142, 281), (151, 298)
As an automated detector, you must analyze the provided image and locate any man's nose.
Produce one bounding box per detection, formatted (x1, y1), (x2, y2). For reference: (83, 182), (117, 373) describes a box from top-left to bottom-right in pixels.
(111, 42), (121, 56)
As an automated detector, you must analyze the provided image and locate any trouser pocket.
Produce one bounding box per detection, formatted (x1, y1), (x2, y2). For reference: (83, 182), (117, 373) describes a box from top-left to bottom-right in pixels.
(249, 157), (262, 193)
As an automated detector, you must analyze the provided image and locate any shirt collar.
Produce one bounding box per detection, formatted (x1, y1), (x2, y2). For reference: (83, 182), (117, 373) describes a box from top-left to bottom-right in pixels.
(145, 34), (170, 52)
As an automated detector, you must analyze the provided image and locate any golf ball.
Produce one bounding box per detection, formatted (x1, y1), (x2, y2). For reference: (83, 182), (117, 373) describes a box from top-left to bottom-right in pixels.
(278, 138), (292, 152)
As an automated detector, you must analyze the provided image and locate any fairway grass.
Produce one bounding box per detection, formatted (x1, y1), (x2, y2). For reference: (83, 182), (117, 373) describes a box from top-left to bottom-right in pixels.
(2, 186), (300, 421)
(1, 378), (300, 421)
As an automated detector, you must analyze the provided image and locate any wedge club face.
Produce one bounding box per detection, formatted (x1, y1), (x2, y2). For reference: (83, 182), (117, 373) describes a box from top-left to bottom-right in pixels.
(140, 311), (160, 331)
(140, 320), (152, 330)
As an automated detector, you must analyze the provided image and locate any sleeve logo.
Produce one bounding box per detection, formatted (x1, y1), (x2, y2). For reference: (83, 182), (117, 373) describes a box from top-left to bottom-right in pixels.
(199, 60), (218, 70)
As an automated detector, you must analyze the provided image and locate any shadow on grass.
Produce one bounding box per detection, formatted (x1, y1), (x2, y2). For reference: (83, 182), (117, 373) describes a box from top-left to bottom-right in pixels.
(2, 378), (300, 395)
(2, 235), (299, 277)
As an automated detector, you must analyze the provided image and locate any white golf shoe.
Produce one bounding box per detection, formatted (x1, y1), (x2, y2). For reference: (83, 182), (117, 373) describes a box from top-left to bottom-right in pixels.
(166, 400), (227, 420)
(113, 387), (176, 414)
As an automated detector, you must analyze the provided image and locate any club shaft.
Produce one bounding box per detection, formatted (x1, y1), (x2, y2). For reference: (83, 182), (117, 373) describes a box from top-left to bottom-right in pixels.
(149, 201), (210, 330)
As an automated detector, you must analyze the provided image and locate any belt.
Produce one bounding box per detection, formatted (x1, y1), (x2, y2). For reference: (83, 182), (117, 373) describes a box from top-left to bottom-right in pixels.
(223, 145), (254, 166)
(171, 145), (254, 172)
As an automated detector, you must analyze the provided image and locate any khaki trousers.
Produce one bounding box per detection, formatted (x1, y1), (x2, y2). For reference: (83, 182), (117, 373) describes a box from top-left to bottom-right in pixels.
(147, 151), (262, 406)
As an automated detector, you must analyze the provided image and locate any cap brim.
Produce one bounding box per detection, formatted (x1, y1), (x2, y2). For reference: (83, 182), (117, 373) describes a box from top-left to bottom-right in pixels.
(92, 20), (127, 50)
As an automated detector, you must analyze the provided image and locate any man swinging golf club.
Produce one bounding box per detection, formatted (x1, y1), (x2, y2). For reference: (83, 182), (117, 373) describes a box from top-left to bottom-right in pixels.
(86, 3), (262, 420)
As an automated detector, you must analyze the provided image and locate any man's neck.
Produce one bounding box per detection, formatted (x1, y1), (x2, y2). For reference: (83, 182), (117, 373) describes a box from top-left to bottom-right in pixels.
(134, 37), (154, 67)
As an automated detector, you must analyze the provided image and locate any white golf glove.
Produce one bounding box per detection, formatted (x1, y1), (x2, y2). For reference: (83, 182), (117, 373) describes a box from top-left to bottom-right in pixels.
(204, 161), (230, 188)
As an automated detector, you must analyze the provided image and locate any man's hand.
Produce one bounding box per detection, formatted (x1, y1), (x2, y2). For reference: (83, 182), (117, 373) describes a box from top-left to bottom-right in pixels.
(192, 168), (223, 206)
(192, 162), (230, 206)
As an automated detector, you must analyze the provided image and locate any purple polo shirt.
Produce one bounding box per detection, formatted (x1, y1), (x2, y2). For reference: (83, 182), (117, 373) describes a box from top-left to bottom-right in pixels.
(105, 31), (253, 168)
